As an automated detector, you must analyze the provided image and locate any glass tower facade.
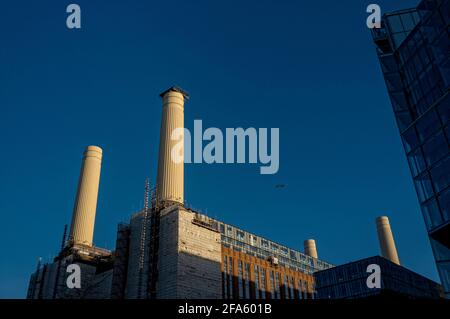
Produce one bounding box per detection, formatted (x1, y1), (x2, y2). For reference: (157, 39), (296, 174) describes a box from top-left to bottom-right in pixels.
(315, 256), (442, 299)
(371, 0), (450, 297)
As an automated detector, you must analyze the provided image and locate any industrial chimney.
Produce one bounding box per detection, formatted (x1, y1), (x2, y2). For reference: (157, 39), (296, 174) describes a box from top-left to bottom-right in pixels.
(376, 216), (400, 265)
(156, 87), (189, 207)
(304, 239), (318, 259)
(69, 146), (103, 247)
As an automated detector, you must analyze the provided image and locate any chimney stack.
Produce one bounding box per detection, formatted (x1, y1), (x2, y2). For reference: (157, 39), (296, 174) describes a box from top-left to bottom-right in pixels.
(376, 216), (400, 265)
(156, 87), (189, 207)
(304, 239), (318, 259)
(69, 146), (103, 247)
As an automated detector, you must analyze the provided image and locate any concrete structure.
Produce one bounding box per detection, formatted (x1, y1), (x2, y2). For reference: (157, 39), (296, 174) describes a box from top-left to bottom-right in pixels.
(69, 146), (103, 247)
(376, 216), (400, 265)
(156, 206), (222, 298)
(27, 146), (113, 300)
(156, 87), (189, 207)
(113, 205), (333, 299)
(314, 256), (442, 299)
(27, 245), (113, 299)
(304, 239), (318, 259)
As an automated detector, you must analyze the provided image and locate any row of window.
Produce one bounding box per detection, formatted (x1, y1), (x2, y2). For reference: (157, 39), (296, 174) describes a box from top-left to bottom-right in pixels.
(223, 256), (315, 300)
(402, 97), (449, 152)
(317, 276), (435, 299)
(218, 223), (333, 272)
(221, 236), (321, 275)
(414, 154), (450, 201)
(421, 187), (450, 231)
(381, 7), (449, 129)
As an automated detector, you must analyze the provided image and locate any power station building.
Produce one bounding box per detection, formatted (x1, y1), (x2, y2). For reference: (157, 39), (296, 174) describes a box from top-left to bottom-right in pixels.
(27, 87), (333, 299)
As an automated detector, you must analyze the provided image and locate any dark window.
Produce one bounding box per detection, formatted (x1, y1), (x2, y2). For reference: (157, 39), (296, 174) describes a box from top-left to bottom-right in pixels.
(290, 250), (297, 260)
(422, 132), (449, 166)
(402, 126), (420, 152)
(438, 188), (450, 223)
(438, 95), (450, 124)
(401, 13), (416, 31)
(421, 199), (442, 230)
(415, 172), (435, 202)
(416, 109), (440, 142)
(408, 148), (426, 176)
(430, 157), (450, 192)
(388, 15), (404, 33)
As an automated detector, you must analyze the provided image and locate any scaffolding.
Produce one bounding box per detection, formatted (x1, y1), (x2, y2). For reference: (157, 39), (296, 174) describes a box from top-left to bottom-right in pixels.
(111, 223), (130, 299)
(53, 224), (67, 299)
(137, 178), (150, 299)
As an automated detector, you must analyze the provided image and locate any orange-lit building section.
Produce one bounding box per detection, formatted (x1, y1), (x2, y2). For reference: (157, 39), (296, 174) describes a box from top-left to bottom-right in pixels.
(221, 246), (315, 299)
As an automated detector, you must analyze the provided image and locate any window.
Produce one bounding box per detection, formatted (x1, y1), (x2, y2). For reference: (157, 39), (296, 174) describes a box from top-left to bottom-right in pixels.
(290, 250), (297, 261)
(297, 280), (303, 299)
(423, 132), (449, 166)
(438, 95), (450, 124)
(238, 261), (244, 299)
(260, 269), (266, 299)
(438, 188), (450, 223)
(261, 240), (269, 248)
(245, 263), (250, 298)
(254, 265), (260, 298)
(236, 230), (245, 241)
(290, 277), (295, 299)
(415, 172), (435, 202)
(431, 157), (450, 192)
(401, 13), (417, 31)
(276, 274), (281, 299)
(223, 256), (228, 298)
(422, 199), (443, 230)
(402, 126), (420, 152)
(228, 257), (233, 299)
(408, 148), (427, 176)
(284, 276), (289, 299)
(270, 271), (275, 298)
(387, 15), (404, 33)
(416, 109), (440, 142)
(304, 282), (309, 299)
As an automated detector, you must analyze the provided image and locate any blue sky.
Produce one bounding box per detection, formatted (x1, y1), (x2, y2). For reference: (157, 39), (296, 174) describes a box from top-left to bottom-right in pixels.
(0, 0), (437, 298)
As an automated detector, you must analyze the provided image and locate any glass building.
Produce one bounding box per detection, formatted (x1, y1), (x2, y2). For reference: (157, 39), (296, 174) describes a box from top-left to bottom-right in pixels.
(371, 0), (450, 297)
(314, 256), (442, 299)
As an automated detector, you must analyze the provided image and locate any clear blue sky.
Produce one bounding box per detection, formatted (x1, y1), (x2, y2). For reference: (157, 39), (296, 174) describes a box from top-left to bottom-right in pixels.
(0, 0), (437, 298)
